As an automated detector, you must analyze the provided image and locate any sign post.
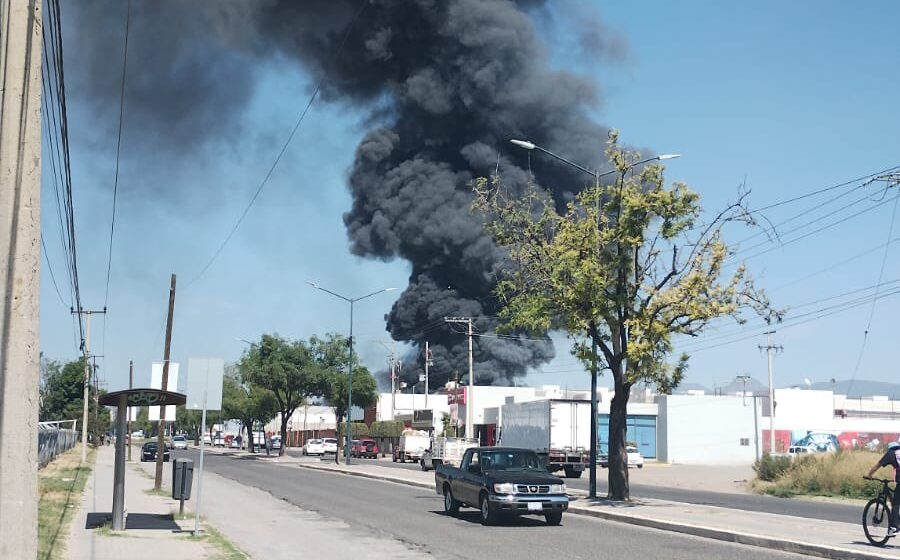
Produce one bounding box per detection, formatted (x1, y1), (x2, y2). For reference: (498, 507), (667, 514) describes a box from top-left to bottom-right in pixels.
(185, 358), (224, 534)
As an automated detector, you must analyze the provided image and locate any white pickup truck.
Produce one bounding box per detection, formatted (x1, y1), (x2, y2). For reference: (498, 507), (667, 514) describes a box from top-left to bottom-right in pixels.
(420, 437), (479, 471)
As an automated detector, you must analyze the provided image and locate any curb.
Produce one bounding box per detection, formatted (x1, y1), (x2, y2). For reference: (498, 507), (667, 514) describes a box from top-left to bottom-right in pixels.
(295, 462), (898, 560)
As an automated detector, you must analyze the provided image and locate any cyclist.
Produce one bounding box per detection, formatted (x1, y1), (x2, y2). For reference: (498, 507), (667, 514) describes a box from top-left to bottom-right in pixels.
(867, 440), (900, 537)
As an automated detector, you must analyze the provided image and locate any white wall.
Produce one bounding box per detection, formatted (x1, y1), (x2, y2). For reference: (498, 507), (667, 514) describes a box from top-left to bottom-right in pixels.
(658, 395), (760, 465)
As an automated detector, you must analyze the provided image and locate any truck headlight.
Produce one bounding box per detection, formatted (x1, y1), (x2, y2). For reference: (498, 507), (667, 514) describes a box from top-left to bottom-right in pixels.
(550, 483), (566, 494)
(493, 483), (516, 494)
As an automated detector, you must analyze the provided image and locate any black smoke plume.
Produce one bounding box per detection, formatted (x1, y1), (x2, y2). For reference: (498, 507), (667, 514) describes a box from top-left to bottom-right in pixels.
(67, 0), (621, 388)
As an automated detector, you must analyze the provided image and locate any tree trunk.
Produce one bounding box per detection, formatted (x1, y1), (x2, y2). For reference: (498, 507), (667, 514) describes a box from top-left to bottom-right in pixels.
(280, 415), (289, 457)
(607, 374), (631, 501)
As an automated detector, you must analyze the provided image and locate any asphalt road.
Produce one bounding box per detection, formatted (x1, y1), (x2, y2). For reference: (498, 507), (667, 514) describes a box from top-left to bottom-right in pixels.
(370, 457), (862, 524)
(180, 449), (812, 560)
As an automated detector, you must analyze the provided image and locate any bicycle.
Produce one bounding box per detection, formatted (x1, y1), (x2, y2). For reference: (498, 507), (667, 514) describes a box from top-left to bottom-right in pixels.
(862, 476), (896, 547)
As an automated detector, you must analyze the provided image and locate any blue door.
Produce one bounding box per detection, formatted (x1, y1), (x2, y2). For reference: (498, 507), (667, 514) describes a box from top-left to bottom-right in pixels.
(597, 414), (657, 459)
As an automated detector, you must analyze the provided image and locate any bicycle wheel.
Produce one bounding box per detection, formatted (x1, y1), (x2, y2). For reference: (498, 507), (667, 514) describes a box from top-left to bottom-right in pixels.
(863, 498), (891, 547)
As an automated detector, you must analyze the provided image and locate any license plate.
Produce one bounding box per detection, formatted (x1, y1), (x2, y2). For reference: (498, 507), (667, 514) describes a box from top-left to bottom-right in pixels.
(527, 502), (543, 511)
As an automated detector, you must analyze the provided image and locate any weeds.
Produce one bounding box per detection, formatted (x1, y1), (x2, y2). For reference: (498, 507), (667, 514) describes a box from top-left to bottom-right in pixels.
(38, 447), (96, 560)
(753, 449), (892, 499)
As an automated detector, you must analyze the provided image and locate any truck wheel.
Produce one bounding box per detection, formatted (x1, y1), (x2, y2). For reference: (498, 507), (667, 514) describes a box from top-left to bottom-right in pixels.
(545, 512), (563, 526)
(479, 493), (498, 526)
(564, 468), (583, 479)
(443, 486), (460, 515)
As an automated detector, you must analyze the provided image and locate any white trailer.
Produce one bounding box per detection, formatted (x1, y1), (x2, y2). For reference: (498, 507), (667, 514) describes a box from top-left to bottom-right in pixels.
(420, 436), (479, 471)
(499, 399), (591, 478)
(393, 430), (430, 463)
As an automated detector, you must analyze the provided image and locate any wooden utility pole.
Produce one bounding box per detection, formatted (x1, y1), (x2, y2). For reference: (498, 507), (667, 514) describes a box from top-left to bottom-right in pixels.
(154, 274), (177, 490)
(0, 2), (43, 556)
(127, 360), (133, 461)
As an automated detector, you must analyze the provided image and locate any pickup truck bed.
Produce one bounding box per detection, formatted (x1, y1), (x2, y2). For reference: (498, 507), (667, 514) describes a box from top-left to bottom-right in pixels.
(434, 447), (568, 525)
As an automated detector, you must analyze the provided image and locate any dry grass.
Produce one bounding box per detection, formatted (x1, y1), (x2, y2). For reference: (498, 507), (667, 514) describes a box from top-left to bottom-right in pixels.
(754, 449), (892, 499)
(38, 446), (95, 560)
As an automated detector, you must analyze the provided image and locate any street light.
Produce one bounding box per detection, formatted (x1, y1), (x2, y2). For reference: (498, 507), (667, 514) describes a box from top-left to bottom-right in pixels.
(509, 138), (681, 500)
(307, 281), (397, 465)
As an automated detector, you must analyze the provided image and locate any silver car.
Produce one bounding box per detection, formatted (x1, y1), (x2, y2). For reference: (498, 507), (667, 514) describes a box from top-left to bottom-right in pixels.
(172, 435), (188, 450)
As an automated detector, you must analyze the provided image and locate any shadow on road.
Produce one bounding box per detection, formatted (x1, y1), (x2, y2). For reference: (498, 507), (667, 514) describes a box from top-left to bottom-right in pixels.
(428, 510), (557, 528)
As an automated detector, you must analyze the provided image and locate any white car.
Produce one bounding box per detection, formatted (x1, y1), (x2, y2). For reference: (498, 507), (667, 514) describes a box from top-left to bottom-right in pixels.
(303, 439), (325, 456)
(172, 435), (188, 450)
(202, 434), (212, 446)
(627, 445), (644, 469)
(323, 438), (338, 454)
(230, 437), (241, 449)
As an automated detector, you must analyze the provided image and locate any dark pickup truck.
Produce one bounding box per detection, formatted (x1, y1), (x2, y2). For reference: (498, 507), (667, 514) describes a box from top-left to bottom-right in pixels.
(435, 447), (568, 525)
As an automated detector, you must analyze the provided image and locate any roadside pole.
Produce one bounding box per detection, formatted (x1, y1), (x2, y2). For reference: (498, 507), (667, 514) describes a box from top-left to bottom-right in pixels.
(186, 357), (224, 535)
(195, 391), (207, 533)
(111, 394), (127, 530)
(155, 274), (177, 490)
(0, 2), (42, 556)
(127, 361), (133, 461)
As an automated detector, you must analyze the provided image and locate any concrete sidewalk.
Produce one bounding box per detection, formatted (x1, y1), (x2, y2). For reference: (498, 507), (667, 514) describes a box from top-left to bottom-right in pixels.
(294, 459), (900, 560)
(67, 446), (216, 560)
(129, 448), (429, 559)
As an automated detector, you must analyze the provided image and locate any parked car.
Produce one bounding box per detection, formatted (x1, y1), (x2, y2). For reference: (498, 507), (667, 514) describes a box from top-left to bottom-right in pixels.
(172, 435), (188, 450)
(435, 447), (568, 525)
(230, 436), (242, 449)
(131, 430), (144, 439)
(597, 445), (644, 468)
(202, 434), (212, 446)
(323, 438), (338, 454)
(140, 442), (170, 462)
(213, 432), (225, 447)
(269, 436), (282, 451)
(351, 439), (379, 459)
(303, 439), (325, 456)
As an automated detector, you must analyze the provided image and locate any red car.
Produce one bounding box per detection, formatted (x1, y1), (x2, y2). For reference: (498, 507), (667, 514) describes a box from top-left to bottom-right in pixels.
(351, 439), (379, 459)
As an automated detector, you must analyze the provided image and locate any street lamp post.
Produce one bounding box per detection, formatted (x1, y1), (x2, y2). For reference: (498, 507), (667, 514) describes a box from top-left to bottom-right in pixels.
(308, 281), (397, 465)
(509, 138), (680, 499)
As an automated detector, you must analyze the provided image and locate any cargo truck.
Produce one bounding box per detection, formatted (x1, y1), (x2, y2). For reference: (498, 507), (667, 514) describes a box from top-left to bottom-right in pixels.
(499, 399), (590, 478)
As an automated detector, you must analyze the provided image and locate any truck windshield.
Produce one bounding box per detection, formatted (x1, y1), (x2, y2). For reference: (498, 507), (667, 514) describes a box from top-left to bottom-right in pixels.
(480, 450), (542, 471)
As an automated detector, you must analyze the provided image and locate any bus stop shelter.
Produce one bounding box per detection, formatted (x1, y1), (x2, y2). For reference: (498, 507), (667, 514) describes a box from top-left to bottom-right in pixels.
(99, 388), (186, 530)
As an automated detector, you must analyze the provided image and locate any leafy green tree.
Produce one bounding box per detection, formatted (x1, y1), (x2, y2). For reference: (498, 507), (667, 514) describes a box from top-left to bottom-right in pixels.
(239, 334), (323, 456)
(40, 356), (111, 442)
(316, 334), (378, 462)
(473, 132), (780, 500)
(222, 371), (277, 453)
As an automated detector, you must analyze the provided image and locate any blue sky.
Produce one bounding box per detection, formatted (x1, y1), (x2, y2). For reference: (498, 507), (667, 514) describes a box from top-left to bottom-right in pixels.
(41, 1), (900, 394)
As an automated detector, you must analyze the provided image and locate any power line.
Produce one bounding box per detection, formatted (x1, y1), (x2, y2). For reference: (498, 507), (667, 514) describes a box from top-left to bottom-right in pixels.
(729, 191), (900, 264)
(104, 0), (132, 310)
(41, 236), (68, 308)
(846, 184), (900, 397)
(746, 164), (900, 216)
(185, 0), (370, 289)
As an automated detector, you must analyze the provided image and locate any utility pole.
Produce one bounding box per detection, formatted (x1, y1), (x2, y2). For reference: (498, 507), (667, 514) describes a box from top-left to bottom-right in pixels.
(759, 331), (783, 454)
(72, 308), (106, 461)
(154, 274), (177, 490)
(424, 341), (432, 409)
(445, 317), (474, 439)
(0, 2), (43, 557)
(127, 361), (133, 461)
(736, 374), (751, 407)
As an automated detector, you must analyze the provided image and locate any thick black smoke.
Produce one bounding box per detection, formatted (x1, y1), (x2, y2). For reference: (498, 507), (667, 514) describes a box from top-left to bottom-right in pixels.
(68, 0), (621, 388)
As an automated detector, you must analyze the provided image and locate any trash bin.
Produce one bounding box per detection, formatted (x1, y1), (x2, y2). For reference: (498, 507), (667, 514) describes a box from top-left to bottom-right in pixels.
(172, 458), (194, 500)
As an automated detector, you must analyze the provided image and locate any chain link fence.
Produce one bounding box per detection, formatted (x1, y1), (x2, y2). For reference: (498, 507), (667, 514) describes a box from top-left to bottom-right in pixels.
(39, 420), (79, 469)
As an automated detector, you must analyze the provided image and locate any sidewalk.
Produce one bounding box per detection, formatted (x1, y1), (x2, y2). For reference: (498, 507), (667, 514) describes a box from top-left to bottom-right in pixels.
(67, 446), (216, 560)
(294, 459), (900, 560)
(130, 446), (429, 559)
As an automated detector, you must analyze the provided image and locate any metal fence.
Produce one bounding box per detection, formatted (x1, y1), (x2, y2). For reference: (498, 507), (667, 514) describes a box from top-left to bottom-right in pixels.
(38, 420), (79, 469)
